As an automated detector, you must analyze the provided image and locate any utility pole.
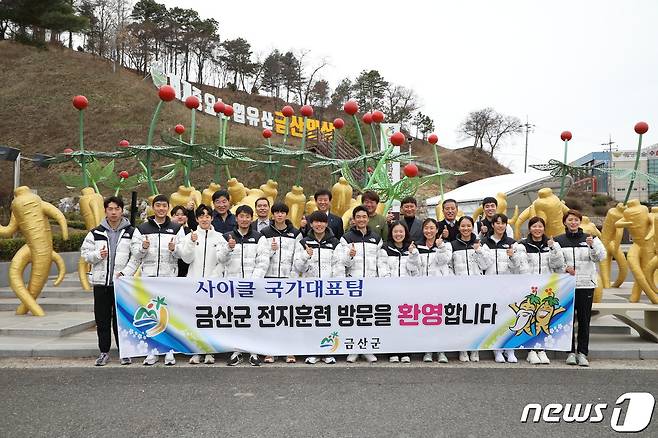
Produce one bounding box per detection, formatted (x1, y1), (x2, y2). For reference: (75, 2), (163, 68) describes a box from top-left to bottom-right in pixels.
(521, 116), (535, 173)
(601, 135), (616, 197)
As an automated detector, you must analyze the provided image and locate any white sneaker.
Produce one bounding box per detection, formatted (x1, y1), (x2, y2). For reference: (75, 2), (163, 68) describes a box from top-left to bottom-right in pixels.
(204, 354), (215, 364)
(389, 355), (399, 363)
(323, 357), (336, 364)
(469, 351), (479, 362)
(494, 350), (505, 363)
(437, 352), (448, 363)
(459, 351), (469, 362)
(576, 353), (589, 367)
(346, 354), (358, 363)
(143, 353), (157, 366)
(537, 350), (550, 365)
(305, 356), (319, 364)
(423, 352), (433, 362)
(401, 356), (411, 363)
(527, 350), (541, 365)
(504, 350), (518, 363)
(164, 350), (175, 366)
(189, 354), (200, 365)
(364, 354), (377, 363)
(565, 352), (577, 365)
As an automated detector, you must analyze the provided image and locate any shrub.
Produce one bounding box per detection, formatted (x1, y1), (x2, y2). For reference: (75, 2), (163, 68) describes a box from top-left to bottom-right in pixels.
(592, 195), (611, 207)
(0, 232), (87, 261)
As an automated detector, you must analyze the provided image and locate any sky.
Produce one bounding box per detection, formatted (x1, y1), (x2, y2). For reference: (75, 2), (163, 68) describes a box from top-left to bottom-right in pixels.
(161, 0), (658, 173)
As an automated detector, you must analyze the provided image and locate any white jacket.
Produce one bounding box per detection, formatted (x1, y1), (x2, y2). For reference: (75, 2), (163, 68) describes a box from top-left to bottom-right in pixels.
(294, 230), (342, 277)
(417, 241), (452, 276)
(481, 235), (527, 275)
(80, 218), (135, 286)
(449, 236), (494, 276)
(339, 227), (385, 277)
(516, 237), (565, 275)
(555, 229), (606, 288)
(378, 243), (421, 277)
(128, 216), (185, 277)
(259, 221), (302, 278)
(218, 228), (270, 278)
(179, 226), (226, 278)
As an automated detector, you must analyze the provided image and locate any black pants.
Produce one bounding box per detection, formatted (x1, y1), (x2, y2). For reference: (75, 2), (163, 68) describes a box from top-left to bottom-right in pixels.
(94, 285), (119, 354)
(572, 288), (594, 355)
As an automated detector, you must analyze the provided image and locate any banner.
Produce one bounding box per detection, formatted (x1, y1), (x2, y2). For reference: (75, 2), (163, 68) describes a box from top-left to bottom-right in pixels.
(115, 274), (575, 358)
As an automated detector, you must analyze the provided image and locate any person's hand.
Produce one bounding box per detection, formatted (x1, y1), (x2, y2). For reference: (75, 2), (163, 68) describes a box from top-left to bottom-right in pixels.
(586, 234), (593, 248)
(506, 247), (514, 257)
(142, 235), (150, 250)
(168, 237), (175, 252)
(473, 241), (481, 251)
(271, 238), (278, 251)
(442, 227), (449, 239)
(186, 199), (195, 211)
(547, 236), (554, 248)
(99, 245), (108, 259)
(436, 237), (444, 247)
(115, 271), (124, 279)
(300, 216), (307, 228)
(386, 212), (394, 223)
(305, 243), (313, 257)
(409, 241), (417, 254)
(479, 225), (488, 235)
(191, 231), (198, 243)
(228, 236), (236, 250)
(566, 266), (576, 276)
(349, 243), (356, 258)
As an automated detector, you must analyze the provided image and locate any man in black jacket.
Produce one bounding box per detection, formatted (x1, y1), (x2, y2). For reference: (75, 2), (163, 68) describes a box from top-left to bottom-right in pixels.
(438, 198), (459, 242)
(300, 189), (344, 240)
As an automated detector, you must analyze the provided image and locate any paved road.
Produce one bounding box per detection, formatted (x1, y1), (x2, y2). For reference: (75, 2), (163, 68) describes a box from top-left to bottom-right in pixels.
(1, 366), (656, 437)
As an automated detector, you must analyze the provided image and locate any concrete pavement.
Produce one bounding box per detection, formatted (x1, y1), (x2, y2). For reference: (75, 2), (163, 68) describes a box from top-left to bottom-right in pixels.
(1, 366), (656, 437)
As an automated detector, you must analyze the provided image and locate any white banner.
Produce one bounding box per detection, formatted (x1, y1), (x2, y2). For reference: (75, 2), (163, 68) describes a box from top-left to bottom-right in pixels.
(115, 274), (575, 358)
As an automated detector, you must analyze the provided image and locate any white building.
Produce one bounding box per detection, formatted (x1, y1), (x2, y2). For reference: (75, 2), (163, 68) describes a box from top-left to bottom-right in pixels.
(608, 143), (658, 203)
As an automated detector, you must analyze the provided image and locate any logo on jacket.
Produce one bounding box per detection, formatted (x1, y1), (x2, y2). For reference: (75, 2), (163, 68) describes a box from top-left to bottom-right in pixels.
(320, 331), (340, 353)
(133, 296), (169, 337)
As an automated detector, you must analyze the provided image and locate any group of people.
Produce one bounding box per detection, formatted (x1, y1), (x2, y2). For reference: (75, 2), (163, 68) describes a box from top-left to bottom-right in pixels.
(81, 189), (606, 368)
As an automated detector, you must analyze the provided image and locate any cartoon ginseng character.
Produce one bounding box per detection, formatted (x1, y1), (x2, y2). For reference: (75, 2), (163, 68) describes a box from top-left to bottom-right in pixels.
(534, 289), (565, 335)
(509, 288), (541, 336)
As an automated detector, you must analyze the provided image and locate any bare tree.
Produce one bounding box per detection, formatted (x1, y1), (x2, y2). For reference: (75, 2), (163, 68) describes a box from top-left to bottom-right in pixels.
(384, 85), (418, 124)
(459, 107), (522, 156)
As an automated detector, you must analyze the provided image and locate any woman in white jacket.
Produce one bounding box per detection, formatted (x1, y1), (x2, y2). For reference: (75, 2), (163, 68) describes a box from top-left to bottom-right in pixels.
(480, 214), (526, 364)
(379, 221), (420, 364)
(417, 218), (453, 363)
(554, 209), (606, 367)
(178, 205), (226, 365)
(450, 216), (494, 363)
(516, 216), (565, 365)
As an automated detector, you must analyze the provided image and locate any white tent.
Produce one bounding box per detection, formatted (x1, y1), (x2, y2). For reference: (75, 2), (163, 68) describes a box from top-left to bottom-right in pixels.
(425, 171), (569, 218)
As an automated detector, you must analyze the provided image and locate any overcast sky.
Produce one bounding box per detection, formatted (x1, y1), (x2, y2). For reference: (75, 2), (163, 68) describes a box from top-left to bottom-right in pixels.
(161, 0), (658, 172)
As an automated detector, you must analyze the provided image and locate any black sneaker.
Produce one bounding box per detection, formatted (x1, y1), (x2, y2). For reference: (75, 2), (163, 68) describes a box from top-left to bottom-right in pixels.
(249, 354), (261, 367)
(227, 353), (242, 366)
(95, 353), (110, 366)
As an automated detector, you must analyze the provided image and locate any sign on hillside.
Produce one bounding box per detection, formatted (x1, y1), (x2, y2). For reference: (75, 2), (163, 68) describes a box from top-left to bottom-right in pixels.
(150, 65), (336, 140)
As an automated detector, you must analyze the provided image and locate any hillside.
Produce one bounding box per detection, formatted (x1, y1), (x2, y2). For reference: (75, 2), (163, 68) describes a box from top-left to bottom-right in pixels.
(0, 41), (510, 205)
